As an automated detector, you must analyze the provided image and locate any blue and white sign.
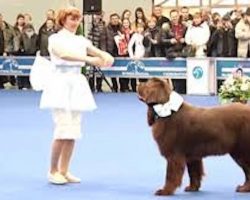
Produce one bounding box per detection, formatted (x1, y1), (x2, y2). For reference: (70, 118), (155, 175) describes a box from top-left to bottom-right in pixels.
(0, 57), (33, 76)
(101, 58), (187, 78)
(216, 58), (250, 79)
(186, 58), (210, 95)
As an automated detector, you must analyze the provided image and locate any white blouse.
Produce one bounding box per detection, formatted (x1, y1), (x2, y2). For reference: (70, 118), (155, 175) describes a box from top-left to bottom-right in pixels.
(49, 28), (91, 66)
(40, 28), (97, 111)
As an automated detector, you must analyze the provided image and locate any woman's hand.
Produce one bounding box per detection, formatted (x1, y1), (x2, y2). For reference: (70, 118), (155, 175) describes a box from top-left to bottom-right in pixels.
(101, 52), (114, 67)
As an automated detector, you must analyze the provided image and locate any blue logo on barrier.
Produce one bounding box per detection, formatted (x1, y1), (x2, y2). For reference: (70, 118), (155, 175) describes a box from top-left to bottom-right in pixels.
(192, 66), (203, 79)
(127, 61), (145, 73)
(2, 58), (19, 71)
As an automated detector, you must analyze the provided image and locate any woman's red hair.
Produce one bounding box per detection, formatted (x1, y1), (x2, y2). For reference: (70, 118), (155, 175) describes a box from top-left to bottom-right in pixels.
(56, 7), (82, 28)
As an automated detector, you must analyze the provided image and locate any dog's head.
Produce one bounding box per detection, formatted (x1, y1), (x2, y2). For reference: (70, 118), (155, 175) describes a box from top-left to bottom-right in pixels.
(137, 78), (173, 105)
(137, 78), (174, 126)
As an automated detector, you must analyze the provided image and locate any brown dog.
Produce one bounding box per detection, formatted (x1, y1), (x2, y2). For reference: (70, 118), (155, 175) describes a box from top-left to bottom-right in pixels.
(137, 77), (250, 195)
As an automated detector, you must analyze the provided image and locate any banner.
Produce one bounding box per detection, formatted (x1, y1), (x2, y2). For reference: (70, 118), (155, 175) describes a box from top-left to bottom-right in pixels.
(186, 58), (210, 95)
(215, 58), (250, 79)
(0, 57), (187, 79)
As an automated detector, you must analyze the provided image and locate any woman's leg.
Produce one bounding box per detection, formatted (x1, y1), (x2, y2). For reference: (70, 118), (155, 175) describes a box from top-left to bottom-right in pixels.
(48, 139), (68, 184)
(50, 139), (64, 174)
(60, 139), (75, 175)
(60, 139), (81, 183)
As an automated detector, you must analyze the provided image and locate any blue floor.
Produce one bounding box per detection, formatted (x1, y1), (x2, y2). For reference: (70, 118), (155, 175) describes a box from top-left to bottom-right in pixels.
(0, 90), (249, 200)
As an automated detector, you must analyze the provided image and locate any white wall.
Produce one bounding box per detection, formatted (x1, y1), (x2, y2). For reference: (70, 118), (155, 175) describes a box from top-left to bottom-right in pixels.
(102, 0), (152, 20)
(0, 0), (152, 31)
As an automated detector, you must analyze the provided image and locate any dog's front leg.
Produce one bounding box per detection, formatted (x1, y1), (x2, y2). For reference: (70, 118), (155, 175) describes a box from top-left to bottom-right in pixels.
(155, 155), (186, 196)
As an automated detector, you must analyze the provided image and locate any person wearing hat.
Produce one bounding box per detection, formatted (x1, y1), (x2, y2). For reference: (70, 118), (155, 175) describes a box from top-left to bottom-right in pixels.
(235, 7), (250, 57)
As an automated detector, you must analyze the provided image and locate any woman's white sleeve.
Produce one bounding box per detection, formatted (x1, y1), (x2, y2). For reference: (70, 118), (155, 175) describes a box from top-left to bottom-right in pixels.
(128, 34), (136, 58)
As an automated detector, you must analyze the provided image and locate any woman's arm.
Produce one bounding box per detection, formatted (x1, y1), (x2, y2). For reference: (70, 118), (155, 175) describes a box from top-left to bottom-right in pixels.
(128, 34), (136, 58)
(87, 44), (114, 67)
(50, 39), (114, 67)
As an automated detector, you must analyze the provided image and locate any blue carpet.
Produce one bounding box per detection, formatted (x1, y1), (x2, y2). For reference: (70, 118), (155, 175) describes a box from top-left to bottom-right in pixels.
(0, 90), (249, 200)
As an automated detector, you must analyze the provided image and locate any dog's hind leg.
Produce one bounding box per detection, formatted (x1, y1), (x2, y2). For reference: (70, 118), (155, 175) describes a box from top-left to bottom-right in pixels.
(185, 159), (204, 192)
(230, 153), (250, 193)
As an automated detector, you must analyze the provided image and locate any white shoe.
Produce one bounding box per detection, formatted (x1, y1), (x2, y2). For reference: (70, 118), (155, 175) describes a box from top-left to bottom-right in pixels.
(48, 172), (68, 184)
(64, 172), (81, 183)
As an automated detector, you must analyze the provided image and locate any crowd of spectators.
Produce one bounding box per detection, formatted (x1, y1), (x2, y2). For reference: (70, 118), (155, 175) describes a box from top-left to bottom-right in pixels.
(0, 5), (250, 92)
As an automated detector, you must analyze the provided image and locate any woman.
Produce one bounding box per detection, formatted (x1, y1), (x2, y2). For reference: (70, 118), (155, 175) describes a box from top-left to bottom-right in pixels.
(132, 7), (147, 31)
(185, 12), (210, 57)
(114, 18), (133, 92)
(40, 7), (114, 184)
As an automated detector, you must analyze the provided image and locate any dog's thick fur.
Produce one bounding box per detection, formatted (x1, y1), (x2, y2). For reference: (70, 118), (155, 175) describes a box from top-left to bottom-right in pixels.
(137, 77), (250, 195)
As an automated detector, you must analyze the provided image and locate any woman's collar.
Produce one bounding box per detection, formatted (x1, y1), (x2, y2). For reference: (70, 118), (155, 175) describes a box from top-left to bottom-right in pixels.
(60, 28), (76, 35)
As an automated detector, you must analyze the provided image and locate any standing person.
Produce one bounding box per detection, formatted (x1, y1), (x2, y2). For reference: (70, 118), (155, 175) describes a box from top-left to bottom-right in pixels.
(132, 7), (148, 31)
(0, 13), (16, 88)
(114, 18), (133, 92)
(235, 7), (250, 58)
(87, 13), (105, 92)
(38, 9), (56, 35)
(180, 6), (193, 27)
(18, 24), (38, 89)
(38, 18), (56, 56)
(24, 13), (33, 25)
(128, 24), (145, 91)
(100, 13), (121, 92)
(121, 9), (132, 21)
(40, 7), (114, 184)
(185, 12), (210, 57)
(152, 5), (170, 28)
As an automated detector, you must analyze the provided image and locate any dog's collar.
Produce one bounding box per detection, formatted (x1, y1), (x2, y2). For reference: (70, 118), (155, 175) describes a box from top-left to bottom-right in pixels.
(152, 91), (183, 118)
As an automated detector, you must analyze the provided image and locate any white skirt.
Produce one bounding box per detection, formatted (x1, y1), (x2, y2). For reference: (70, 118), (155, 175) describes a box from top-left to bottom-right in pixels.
(52, 109), (82, 140)
(40, 73), (97, 111)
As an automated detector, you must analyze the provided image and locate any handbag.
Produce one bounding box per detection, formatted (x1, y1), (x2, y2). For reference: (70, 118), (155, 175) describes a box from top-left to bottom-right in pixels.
(29, 52), (56, 91)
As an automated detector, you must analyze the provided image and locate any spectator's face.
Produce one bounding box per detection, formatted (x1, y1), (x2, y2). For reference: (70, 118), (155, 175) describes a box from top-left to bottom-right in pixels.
(148, 19), (156, 29)
(93, 14), (102, 22)
(46, 19), (54, 30)
(235, 9), (242, 18)
(47, 10), (55, 19)
(122, 19), (130, 29)
(110, 15), (119, 25)
(181, 8), (189, 18)
(24, 14), (32, 24)
(233, 69), (243, 78)
(223, 20), (232, 28)
(153, 6), (162, 17)
(193, 15), (202, 25)
(217, 20), (223, 29)
(17, 17), (25, 26)
(124, 11), (131, 19)
(170, 11), (179, 24)
(137, 26), (144, 34)
(25, 27), (34, 35)
(136, 11), (143, 19)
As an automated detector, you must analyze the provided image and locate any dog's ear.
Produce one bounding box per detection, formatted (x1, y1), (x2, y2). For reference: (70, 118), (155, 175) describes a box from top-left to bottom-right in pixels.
(165, 78), (174, 91)
(147, 106), (155, 126)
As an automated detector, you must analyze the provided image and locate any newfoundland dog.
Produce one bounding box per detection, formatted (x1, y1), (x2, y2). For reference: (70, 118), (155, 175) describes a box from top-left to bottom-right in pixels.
(137, 77), (250, 195)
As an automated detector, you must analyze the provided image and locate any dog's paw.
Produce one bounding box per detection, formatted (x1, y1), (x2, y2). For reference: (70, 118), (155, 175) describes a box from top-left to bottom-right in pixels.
(184, 185), (199, 192)
(236, 184), (250, 193)
(155, 188), (174, 196)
